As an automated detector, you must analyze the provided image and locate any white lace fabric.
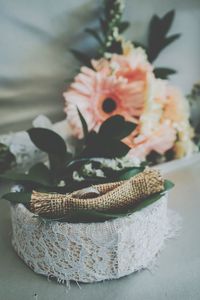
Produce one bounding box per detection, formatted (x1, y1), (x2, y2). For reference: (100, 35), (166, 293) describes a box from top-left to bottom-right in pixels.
(10, 194), (177, 283)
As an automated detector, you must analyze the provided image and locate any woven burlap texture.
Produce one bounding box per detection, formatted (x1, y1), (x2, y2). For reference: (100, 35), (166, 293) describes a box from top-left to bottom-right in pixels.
(30, 168), (164, 217)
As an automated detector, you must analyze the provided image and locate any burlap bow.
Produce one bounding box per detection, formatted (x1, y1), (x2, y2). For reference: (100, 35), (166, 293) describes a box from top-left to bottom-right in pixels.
(30, 168), (164, 217)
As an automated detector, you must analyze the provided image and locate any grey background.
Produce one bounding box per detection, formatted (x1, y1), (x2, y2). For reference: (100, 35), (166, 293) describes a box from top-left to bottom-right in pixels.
(0, 0), (200, 133)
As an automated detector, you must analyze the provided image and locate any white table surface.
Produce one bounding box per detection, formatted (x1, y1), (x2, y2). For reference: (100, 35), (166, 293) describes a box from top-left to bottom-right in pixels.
(0, 154), (200, 300)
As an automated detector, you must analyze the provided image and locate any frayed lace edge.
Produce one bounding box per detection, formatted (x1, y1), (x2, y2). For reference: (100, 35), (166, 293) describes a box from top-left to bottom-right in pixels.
(146, 208), (182, 274)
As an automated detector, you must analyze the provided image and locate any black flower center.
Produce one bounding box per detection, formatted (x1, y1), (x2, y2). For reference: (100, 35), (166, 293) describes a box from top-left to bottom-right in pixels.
(102, 98), (117, 113)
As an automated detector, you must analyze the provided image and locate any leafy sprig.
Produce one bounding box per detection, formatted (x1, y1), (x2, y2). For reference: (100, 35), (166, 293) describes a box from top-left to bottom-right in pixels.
(28, 128), (72, 185)
(0, 112), (174, 223)
(147, 10), (181, 63)
(146, 10), (181, 79)
(98, 0), (125, 55)
(0, 113), (137, 193)
(70, 0), (126, 66)
(79, 114), (136, 158)
(70, 0), (180, 80)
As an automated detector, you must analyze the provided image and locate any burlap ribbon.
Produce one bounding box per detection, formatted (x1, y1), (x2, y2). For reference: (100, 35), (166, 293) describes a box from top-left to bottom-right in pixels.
(30, 168), (164, 217)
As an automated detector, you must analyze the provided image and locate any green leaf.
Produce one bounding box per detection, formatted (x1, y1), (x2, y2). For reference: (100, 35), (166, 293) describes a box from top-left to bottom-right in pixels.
(77, 108), (88, 140)
(99, 115), (136, 140)
(132, 41), (147, 52)
(81, 136), (130, 158)
(161, 34), (181, 49)
(0, 172), (36, 184)
(28, 128), (67, 156)
(159, 10), (175, 36)
(99, 17), (107, 36)
(107, 40), (123, 55)
(118, 167), (144, 180)
(164, 179), (175, 191)
(100, 139), (130, 158)
(85, 28), (104, 45)
(154, 67), (177, 79)
(118, 21), (130, 33)
(147, 10), (181, 62)
(0, 163), (52, 187)
(2, 192), (31, 204)
(70, 49), (92, 67)
(78, 115), (136, 158)
(28, 163), (52, 186)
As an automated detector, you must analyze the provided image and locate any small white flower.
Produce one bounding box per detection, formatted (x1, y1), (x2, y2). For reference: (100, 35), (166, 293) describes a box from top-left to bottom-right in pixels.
(83, 163), (93, 175)
(116, 156), (141, 168)
(82, 163), (105, 178)
(113, 27), (120, 40)
(72, 171), (84, 182)
(11, 185), (24, 193)
(106, 41), (112, 47)
(95, 169), (105, 178)
(58, 180), (65, 187)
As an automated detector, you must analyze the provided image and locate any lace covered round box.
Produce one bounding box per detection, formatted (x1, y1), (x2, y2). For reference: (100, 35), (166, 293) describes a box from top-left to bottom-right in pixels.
(11, 194), (171, 283)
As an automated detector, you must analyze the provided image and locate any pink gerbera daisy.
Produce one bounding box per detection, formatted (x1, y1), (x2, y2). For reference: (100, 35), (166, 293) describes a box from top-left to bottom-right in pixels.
(64, 60), (148, 138)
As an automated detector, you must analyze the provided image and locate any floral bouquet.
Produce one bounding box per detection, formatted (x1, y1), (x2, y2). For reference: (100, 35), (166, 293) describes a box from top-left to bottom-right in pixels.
(63, 0), (197, 165)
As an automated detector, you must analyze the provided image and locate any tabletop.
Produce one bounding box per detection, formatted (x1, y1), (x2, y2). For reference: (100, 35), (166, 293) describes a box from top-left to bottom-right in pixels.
(0, 155), (200, 300)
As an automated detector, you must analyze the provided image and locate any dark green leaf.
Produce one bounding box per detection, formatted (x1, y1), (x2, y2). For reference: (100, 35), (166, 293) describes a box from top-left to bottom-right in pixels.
(99, 115), (136, 140)
(28, 128), (67, 156)
(28, 163), (52, 186)
(107, 40), (123, 55)
(0, 163), (52, 187)
(81, 137), (130, 158)
(161, 34), (181, 49)
(160, 10), (175, 36)
(164, 179), (175, 191)
(118, 167), (144, 180)
(132, 41), (147, 52)
(103, 140), (130, 158)
(2, 192), (31, 204)
(99, 115), (124, 135)
(99, 17), (107, 36)
(0, 172), (37, 184)
(147, 10), (181, 62)
(77, 108), (88, 140)
(78, 115), (135, 158)
(85, 28), (104, 45)
(70, 49), (92, 67)
(118, 21), (130, 33)
(154, 67), (177, 79)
